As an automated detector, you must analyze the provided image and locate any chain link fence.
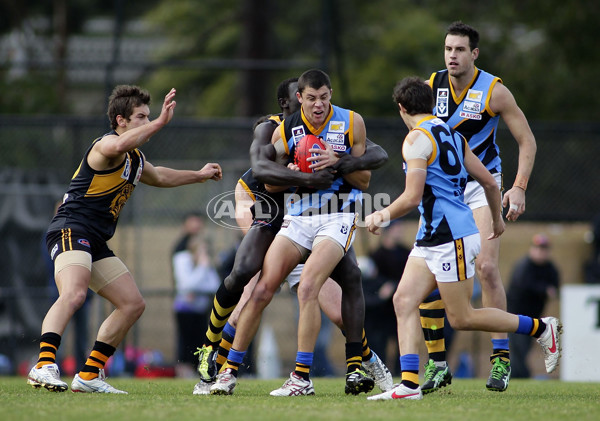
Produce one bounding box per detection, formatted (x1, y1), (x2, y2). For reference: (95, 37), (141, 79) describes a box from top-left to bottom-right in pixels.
(1, 115), (598, 374)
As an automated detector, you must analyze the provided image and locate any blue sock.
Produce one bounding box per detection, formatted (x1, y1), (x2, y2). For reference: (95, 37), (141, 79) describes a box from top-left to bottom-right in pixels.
(296, 351), (313, 366)
(228, 348), (246, 364)
(515, 315), (533, 335)
(400, 354), (419, 372)
(491, 338), (509, 351)
(223, 322), (236, 338)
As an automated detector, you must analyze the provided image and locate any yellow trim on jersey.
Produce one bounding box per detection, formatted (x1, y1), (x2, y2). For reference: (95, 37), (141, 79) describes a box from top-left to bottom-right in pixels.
(238, 178), (256, 202)
(301, 104), (334, 136)
(427, 72), (436, 88)
(484, 77), (503, 117)
(412, 125), (438, 166)
(269, 115), (283, 125)
(86, 172), (128, 197)
(455, 238), (467, 281)
(450, 67), (480, 104)
(280, 124), (290, 155)
(348, 110), (354, 147)
(71, 162), (83, 180)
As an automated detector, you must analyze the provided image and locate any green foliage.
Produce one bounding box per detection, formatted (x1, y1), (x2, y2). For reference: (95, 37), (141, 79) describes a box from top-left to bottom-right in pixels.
(0, 377), (599, 421)
(1, 0), (598, 119)
(0, 73), (62, 114)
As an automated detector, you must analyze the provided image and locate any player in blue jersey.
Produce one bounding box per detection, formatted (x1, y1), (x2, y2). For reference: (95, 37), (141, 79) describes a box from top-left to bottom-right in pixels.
(194, 77), (392, 396)
(364, 76), (559, 401)
(419, 21), (538, 393)
(27, 85), (222, 394)
(211, 69), (377, 396)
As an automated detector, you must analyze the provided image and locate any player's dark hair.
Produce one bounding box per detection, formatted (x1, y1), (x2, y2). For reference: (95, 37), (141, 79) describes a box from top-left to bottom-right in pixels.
(107, 85), (151, 130)
(392, 76), (434, 115)
(298, 69), (331, 93)
(277, 77), (299, 102)
(446, 21), (479, 51)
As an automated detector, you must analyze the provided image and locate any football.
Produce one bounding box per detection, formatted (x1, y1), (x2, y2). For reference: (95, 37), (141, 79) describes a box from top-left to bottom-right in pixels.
(294, 135), (327, 173)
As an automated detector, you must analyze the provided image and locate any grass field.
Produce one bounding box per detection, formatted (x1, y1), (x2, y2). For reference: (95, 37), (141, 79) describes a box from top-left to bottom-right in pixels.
(1, 376), (598, 421)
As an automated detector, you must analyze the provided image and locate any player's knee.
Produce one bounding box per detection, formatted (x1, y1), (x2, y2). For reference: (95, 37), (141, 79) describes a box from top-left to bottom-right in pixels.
(296, 281), (320, 302)
(249, 282), (275, 307)
(476, 258), (499, 283)
(125, 296), (146, 320)
(392, 289), (412, 316)
(60, 289), (88, 313)
(445, 311), (471, 330)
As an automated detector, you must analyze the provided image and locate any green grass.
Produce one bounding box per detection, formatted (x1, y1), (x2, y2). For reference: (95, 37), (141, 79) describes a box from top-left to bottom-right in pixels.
(1, 376), (598, 421)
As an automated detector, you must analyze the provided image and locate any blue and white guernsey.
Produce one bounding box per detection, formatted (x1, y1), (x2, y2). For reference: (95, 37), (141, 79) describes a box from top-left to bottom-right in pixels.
(279, 104), (362, 216)
(428, 67), (502, 176)
(411, 116), (479, 247)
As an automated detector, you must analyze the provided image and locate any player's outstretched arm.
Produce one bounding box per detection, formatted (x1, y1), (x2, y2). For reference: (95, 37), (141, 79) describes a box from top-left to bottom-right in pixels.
(140, 161), (222, 187)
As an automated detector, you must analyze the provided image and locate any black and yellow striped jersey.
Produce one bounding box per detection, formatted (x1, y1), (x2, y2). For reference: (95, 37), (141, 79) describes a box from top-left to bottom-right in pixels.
(48, 131), (145, 241)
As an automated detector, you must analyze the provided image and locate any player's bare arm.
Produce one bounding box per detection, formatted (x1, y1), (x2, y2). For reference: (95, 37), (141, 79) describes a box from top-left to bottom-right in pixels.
(140, 161), (222, 187)
(89, 88), (177, 171)
(340, 112), (371, 190)
(251, 121), (333, 190)
(261, 125), (334, 192)
(365, 131), (426, 234)
(490, 82), (537, 222)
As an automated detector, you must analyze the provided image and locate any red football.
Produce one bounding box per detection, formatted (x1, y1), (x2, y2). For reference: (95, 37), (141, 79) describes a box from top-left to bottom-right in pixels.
(294, 135), (327, 173)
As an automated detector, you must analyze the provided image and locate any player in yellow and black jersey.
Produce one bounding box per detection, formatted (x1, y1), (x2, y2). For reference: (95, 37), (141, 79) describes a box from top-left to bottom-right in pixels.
(27, 85), (222, 394)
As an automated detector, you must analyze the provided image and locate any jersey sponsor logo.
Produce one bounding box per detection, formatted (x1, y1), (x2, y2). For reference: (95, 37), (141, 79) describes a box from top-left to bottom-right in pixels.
(459, 111), (482, 120)
(292, 126), (306, 145)
(122, 156), (131, 180)
(78, 239), (91, 247)
(328, 121), (345, 133)
(466, 89), (483, 102)
(462, 100), (481, 113)
(442, 262), (451, 272)
(331, 144), (347, 152)
(134, 161), (143, 185)
(436, 88), (449, 117)
(326, 132), (345, 144)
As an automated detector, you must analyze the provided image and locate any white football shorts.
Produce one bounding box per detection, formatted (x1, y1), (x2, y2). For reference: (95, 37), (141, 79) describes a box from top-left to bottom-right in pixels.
(277, 212), (357, 253)
(464, 172), (502, 210)
(409, 233), (480, 283)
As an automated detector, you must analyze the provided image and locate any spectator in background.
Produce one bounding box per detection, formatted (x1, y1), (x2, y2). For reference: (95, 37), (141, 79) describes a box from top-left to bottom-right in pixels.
(507, 234), (560, 378)
(369, 220), (411, 284)
(172, 212), (205, 256)
(173, 232), (220, 378)
(584, 213), (600, 284)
